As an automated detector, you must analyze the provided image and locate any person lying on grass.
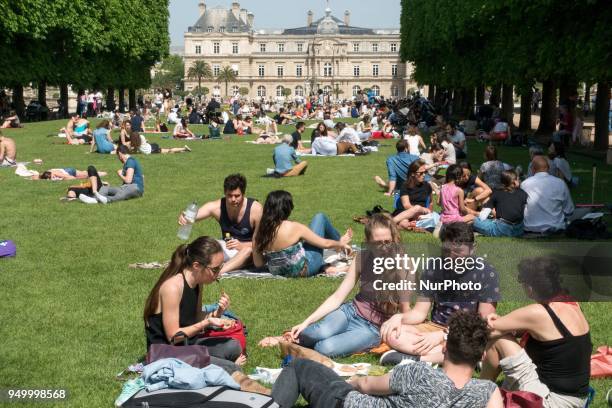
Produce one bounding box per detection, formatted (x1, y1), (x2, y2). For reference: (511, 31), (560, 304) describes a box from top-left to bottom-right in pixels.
(178, 174), (263, 276)
(128, 132), (191, 155)
(64, 165), (106, 201)
(270, 311), (503, 408)
(252, 190), (352, 277)
(32, 167), (108, 181)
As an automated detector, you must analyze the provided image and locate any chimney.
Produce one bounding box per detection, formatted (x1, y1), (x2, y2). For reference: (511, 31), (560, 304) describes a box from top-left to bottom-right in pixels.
(240, 8), (247, 23)
(247, 12), (254, 27)
(307, 10), (313, 26)
(344, 10), (350, 26)
(198, 2), (206, 16)
(232, 2), (240, 19)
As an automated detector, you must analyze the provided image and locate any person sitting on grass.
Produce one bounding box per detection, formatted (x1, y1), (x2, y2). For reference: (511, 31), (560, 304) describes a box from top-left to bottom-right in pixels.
(472, 170), (527, 237)
(356, 114), (373, 141)
(379, 222), (499, 366)
(173, 118), (195, 139)
(90, 120), (116, 154)
(177, 174), (263, 276)
(130, 108), (146, 133)
(252, 190), (352, 277)
(0, 133), (17, 167)
(482, 257), (591, 408)
(404, 122), (427, 156)
(143, 236), (246, 374)
(273, 135), (308, 177)
(447, 121), (467, 159)
(310, 122), (327, 143)
(32, 167), (108, 181)
(290, 121), (310, 152)
(334, 122), (361, 145)
(459, 162), (493, 212)
(374, 140), (419, 196)
(274, 107), (293, 125)
(548, 141), (573, 185)
(280, 214), (409, 357)
(271, 311), (503, 408)
(79, 145), (144, 204)
(420, 143), (447, 185)
(65, 165), (105, 201)
(64, 114), (92, 145)
(478, 145), (505, 190)
(118, 120), (132, 146)
(128, 132), (191, 155)
(393, 160), (433, 230)
(1, 110), (21, 128)
(480, 116), (511, 142)
(441, 134), (457, 164)
(439, 165), (478, 224)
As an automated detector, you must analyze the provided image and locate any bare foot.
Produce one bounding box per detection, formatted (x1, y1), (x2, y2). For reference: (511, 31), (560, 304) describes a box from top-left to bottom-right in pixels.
(374, 175), (387, 189)
(234, 354), (247, 366)
(258, 336), (283, 348)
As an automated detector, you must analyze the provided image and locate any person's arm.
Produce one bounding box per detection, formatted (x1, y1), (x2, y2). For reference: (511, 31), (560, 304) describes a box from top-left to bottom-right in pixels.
(251, 223), (265, 268)
(296, 222), (349, 251)
(473, 177), (493, 201)
(291, 149), (301, 164)
(419, 136), (427, 151)
(348, 373), (392, 396)
(386, 180), (396, 196)
(486, 388), (504, 408)
(401, 300), (431, 326)
(119, 167), (135, 184)
(562, 184), (575, 216)
(457, 188), (469, 215)
(478, 302), (497, 319)
(486, 304), (544, 335)
(400, 194), (414, 210)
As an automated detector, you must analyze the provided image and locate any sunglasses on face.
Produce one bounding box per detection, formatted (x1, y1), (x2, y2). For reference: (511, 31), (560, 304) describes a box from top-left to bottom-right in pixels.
(207, 263), (224, 275)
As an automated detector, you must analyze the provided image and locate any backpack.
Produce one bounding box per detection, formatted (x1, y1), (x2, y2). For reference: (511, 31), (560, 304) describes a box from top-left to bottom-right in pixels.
(122, 386), (279, 408)
(566, 218), (609, 240)
(0, 240), (17, 257)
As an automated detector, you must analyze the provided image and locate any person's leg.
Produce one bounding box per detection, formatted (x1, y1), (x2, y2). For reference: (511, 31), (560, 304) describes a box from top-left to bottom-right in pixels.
(87, 166), (102, 194)
(393, 206), (428, 225)
(312, 310), (381, 358)
(473, 218), (500, 237)
(308, 212), (341, 241)
(272, 359), (354, 408)
(195, 337), (242, 363)
(219, 247), (253, 275)
(374, 175), (388, 189)
(283, 161), (308, 177)
(105, 184), (142, 203)
(299, 306), (350, 352)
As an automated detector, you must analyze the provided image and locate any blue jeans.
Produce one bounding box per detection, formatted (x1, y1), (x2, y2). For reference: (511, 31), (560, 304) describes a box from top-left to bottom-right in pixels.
(298, 302), (380, 358)
(303, 213), (340, 276)
(473, 218), (524, 237)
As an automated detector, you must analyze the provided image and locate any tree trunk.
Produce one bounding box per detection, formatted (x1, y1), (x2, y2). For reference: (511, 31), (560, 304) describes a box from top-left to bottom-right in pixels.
(427, 85), (435, 101)
(60, 83), (69, 118)
(37, 81), (47, 107)
(128, 88), (136, 111)
(12, 85), (25, 118)
(118, 88), (126, 112)
(464, 87), (475, 117)
(490, 83), (501, 106)
(559, 79), (577, 105)
(594, 82), (610, 151)
(519, 88), (533, 131)
(434, 87), (445, 109)
(106, 87), (116, 111)
(501, 84), (514, 126)
(584, 82), (591, 114)
(536, 79), (557, 135)
(476, 85), (485, 106)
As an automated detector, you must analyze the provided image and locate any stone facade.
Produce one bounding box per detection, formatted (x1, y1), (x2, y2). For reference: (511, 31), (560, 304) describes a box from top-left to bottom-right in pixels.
(183, 2), (416, 100)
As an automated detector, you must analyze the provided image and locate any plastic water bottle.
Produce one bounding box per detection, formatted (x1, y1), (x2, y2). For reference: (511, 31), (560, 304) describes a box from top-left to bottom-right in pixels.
(177, 202), (198, 240)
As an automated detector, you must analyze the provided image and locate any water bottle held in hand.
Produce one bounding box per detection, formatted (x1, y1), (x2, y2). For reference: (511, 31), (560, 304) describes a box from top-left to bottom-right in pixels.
(177, 202), (198, 240)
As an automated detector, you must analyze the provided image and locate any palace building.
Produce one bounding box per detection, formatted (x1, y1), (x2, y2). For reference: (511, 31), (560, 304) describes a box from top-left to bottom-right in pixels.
(183, 2), (416, 100)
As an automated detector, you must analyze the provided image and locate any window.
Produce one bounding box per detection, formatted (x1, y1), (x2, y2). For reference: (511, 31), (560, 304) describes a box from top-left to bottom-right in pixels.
(391, 43), (398, 52)
(231, 64), (239, 76)
(353, 65), (360, 77)
(276, 85), (285, 97)
(372, 64), (379, 77)
(257, 86), (266, 97)
(391, 85), (399, 97)
(213, 64), (220, 76)
(259, 43), (266, 52)
(352, 85), (361, 96)
(371, 85), (380, 96)
(392, 64), (398, 77)
(353, 43), (360, 52)
(195, 45), (202, 54)
(277, 66), (284, 77)
(213, 42), (220, 54)
(232, 43), (239, 54)
(277, 43), (285, 53)
(295, 86), (304, 97)
(296, 64), (303, 77)
(323, 62), (332, 77)
(372, 43), (379, 52)
(258, 65), (265, 77)
(219, 26), (225, 33)
(323, 85), (332, 95)
(207, 26), (213, 33)
(231, 85), (240, 96)
(297, 43), (304, 52)
(231, 26), (238, 33)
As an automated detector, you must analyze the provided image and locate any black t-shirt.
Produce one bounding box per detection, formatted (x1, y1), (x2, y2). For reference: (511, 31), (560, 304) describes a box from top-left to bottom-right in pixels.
(291, 131), (301, 149)
(484, 188), (528, 223)
(400, 182), (432, 208)
(462, 174), (477, 193)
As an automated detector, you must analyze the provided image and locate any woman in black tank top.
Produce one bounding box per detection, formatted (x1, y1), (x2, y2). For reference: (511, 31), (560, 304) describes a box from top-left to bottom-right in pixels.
(482, 257), (591, 405)
(143, 237), (243, 371)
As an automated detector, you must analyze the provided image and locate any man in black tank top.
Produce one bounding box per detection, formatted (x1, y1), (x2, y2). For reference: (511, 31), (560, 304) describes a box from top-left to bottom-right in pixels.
(178, 174), (262, 275)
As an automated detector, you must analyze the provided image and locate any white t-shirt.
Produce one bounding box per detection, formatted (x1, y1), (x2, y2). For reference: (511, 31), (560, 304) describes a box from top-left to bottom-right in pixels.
(167, 111), (179, 124)
(405, 134), (421, 155)
(441, 141), (456, 164)
(450, 130), (467, 153)
(340, 106), (349, 117)
(155, 93), (163, 105)
(338, 127), (361, 145)
(173, 122), (185, 136)
(312, 137), (338, 156)
(493, 121), (509, 133)
(139, 135), (152, 155)
(521, 172), (574, 232)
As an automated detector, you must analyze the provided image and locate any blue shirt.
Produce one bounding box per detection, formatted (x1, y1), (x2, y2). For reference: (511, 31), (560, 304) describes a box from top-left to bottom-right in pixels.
(93, 128), (114, 154)
(130, 115), (145, 132)
(386, 152), (419, 184)
(123, 157), (144, 193)
(273, 144), (300, 174)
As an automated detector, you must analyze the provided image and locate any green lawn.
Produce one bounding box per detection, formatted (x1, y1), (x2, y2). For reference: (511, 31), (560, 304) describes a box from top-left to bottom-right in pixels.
(0, 119), (610, 407)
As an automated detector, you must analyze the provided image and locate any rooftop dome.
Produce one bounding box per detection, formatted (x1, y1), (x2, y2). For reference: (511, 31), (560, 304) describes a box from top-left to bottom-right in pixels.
(316, 8), (339, 35)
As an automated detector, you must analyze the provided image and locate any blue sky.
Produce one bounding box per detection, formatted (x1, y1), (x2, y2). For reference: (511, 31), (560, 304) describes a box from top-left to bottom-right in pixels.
(169, 0), (402, 47)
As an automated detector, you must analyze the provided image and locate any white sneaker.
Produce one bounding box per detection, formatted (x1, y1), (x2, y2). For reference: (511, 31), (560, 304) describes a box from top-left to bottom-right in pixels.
(95, 192), (109, 204)
(79, 194), (98, 204)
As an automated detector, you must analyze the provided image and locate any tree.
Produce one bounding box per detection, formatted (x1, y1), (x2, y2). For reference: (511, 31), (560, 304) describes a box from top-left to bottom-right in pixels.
(153, 55), (185, 91)
(193, 86), (209, 96)
(216, 66), (237, 97)
(333, 84), (344, 99)
(239, 87), (250, 96)
(282, 88), (292, 98)
(187, 60), (212, 91)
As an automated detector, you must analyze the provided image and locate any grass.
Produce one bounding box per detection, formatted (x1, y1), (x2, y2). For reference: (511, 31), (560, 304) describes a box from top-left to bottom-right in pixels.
(0, 118), (611, 407)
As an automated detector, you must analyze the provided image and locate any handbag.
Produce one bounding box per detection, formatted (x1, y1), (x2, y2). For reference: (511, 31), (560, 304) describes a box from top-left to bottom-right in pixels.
(203, 320), (247, 353)
(500, 389), (543, 408)
(146, 331), (211, 368)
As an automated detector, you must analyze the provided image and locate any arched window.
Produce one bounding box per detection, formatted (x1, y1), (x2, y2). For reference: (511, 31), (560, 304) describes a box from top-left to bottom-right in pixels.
(213, 86), (221, 96)
(295, 86), (304, 97)
(391, 85), (399, 97)
(323, 62), (333, 77)
(276, 85), (285, 97)
(352, 85), (361, 96)
(371, 85), (380, 96)
(323, 85), (332, 95)
(257, 86), (266, 97)
(231, 85), (240, 96)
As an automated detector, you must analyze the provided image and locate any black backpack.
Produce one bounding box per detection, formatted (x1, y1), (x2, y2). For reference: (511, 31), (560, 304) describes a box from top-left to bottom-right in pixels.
(566, 218), (609, 240)
(123, 386), (278, 408)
